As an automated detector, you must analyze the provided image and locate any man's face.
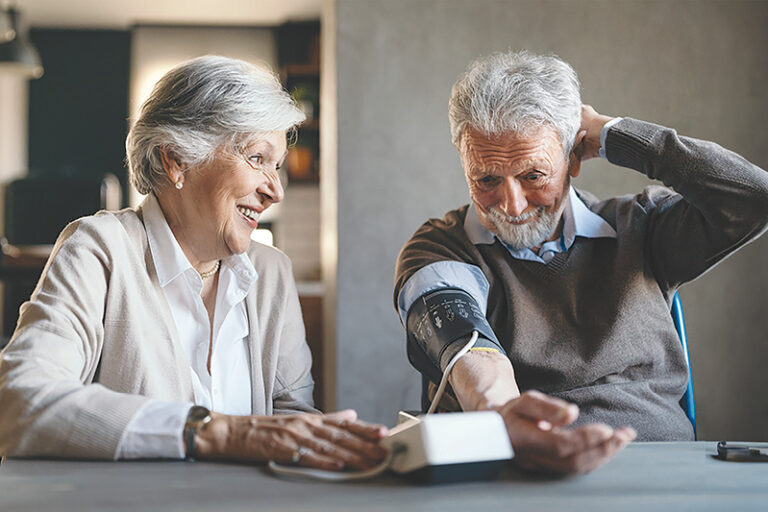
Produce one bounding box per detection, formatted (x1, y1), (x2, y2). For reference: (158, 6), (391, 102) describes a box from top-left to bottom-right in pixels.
(459, 126), (576, 250)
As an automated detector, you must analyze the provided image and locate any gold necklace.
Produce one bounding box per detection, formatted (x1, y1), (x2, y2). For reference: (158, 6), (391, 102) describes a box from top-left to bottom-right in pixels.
(198, 260), (221, 279)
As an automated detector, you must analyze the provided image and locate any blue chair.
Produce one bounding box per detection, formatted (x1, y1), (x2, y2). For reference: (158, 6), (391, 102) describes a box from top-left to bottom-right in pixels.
(671, 292), (696, 438)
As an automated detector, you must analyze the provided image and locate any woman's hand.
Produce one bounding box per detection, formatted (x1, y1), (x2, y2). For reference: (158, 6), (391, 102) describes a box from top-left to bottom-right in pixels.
(195, 409), (388, 471)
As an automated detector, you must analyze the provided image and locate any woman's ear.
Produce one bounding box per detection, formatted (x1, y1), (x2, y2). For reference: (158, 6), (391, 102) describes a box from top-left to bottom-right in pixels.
(159, 149), (184, 185)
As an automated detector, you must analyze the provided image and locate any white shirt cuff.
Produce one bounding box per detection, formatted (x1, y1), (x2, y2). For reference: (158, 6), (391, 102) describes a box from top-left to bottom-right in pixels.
(116, 400), (194, 460)
(599, 117), (623, 159)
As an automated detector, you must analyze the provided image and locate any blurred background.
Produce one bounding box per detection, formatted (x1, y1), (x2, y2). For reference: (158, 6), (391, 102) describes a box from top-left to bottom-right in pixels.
(0, 0), (766, 441)
(0, 0), (326, 402)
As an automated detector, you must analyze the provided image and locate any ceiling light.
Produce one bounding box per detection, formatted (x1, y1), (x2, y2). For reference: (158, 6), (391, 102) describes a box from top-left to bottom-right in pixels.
(0, 6), (43, 79)
(0, 8), (15, 42)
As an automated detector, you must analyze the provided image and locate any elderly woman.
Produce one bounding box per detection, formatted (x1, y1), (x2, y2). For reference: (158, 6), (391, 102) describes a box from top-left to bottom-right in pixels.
(0, 56), (385, 470)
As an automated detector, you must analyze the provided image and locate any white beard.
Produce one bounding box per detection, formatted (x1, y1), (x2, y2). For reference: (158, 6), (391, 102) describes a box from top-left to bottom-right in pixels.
(487, 206), (560, 250)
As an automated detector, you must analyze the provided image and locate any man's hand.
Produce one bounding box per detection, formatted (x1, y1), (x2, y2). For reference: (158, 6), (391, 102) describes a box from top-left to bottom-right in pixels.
(573, 105), (615, 162)
(195, 409), (388, 471)
(449, 350), (521, 411)
(497, 391), (636, 474)
(445, 345), (635, 474)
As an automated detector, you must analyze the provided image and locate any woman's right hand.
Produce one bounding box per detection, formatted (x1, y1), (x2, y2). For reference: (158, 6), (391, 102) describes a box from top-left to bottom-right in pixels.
(195, 409), (388, 471)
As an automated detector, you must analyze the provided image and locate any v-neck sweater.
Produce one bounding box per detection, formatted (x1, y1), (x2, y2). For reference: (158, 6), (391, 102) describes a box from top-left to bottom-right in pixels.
(394, 118), (768, 440)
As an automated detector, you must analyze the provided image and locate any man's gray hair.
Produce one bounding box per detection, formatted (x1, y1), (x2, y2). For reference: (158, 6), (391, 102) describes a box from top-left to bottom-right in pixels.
(127, 55), (305, 194)
(449, 50), (581, 156)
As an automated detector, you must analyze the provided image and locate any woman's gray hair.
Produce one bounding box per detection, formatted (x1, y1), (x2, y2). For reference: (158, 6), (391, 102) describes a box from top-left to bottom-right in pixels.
(127, 55), (305, 194)
(449, 50), (581, 157)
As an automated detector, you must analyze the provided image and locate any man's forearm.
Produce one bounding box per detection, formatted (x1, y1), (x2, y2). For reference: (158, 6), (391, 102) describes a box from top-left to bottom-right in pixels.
(448, 351), (521, 411)
(605, 118), (768, 287)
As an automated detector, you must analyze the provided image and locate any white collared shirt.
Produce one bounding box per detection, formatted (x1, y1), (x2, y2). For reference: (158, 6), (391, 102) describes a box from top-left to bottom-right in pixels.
(117, 194), (257, 459)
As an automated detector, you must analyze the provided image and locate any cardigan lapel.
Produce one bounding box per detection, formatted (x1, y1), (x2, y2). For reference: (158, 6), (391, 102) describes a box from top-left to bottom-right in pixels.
(244, 290), (268, 415)
(134, 203), (195, 402)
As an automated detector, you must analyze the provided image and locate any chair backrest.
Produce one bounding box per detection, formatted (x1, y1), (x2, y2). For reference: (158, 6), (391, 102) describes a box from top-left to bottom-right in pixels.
(671, 292), (697, 438)
(4, 174), (121, 245)
(1, 174), (121, 337)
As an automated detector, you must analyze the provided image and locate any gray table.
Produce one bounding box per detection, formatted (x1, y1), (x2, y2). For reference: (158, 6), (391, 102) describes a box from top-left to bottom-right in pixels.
(1, 442), (766, 512)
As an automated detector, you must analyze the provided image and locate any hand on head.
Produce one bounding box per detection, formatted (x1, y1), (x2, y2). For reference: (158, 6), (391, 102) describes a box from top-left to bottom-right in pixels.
(197, 409), (388, 471)
(572, 104), (616, 162)
(496, 390), (636, 474)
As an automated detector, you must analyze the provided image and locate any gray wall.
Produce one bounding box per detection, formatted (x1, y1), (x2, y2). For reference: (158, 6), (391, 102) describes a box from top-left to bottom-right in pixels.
(332, 0), (768, 440)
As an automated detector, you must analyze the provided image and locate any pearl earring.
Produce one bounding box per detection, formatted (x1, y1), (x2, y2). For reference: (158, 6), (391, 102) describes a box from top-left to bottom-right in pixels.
(175, 180), (183, 190)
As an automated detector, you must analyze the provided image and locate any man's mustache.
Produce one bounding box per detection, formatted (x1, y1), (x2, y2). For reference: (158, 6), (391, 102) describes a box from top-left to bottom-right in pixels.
(488, 206), (544, 223)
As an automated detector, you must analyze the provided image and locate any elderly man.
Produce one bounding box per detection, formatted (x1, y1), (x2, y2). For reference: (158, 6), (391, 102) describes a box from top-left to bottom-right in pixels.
(394, 51), (768, 473)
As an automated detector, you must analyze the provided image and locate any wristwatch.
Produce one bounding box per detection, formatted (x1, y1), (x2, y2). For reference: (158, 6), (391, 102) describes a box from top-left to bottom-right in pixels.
(184, 405), (212, 461)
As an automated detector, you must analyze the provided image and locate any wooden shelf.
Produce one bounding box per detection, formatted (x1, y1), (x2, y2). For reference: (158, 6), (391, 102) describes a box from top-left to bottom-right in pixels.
(0, 242), (52, 269)
(300, 119), (319, 131)
(279, 21), (323, 402)
(298, 295), (324, 410)
(281, 63), (320, 77)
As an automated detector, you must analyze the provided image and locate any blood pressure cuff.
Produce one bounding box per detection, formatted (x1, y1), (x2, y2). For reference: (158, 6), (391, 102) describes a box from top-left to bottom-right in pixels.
(405, 288), (505, 385)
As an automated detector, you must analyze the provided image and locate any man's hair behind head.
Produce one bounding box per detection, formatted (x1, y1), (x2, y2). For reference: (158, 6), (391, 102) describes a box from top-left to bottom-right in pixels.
(449, 50), (581, 156)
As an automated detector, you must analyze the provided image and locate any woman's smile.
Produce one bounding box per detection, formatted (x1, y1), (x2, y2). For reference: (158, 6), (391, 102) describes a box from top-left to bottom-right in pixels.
(236, 204), (261, 228)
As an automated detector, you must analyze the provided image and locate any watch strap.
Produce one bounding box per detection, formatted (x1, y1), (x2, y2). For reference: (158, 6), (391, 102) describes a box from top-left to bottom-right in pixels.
(184, 405), (212, 461)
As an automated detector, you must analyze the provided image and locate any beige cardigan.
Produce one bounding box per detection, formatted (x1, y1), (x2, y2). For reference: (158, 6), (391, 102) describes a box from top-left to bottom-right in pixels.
(0, 205), (315, 459)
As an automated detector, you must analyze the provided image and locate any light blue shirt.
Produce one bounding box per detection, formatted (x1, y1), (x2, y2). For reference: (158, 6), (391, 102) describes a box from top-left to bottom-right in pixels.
(397, 119), (621, 324)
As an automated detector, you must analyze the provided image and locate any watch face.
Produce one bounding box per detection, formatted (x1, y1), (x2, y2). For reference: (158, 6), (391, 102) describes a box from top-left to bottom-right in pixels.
(188, 405), (211, 423)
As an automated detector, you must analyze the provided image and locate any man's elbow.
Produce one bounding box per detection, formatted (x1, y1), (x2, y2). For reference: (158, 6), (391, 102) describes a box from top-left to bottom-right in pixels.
(740, 187), (768, 241)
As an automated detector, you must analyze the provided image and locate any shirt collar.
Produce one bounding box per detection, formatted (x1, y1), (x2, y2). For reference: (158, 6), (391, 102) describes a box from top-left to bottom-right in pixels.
(463, 185), (616, 250)
(143, 193), (194, 287)
(464, 202), (496, 246)
(141, 193), (258, 289)
(565, 186), (617, 244)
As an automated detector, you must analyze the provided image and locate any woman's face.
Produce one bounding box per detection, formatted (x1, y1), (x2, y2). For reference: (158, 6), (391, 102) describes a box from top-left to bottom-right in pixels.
(176, 131), (286, 260)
